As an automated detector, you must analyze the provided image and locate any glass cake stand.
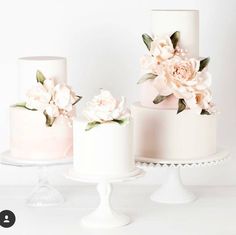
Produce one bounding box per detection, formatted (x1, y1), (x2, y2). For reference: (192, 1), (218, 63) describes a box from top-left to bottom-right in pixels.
(136, 148), (230, 204)
(66, 167), (144, 228)
(0, 151), (72, 207)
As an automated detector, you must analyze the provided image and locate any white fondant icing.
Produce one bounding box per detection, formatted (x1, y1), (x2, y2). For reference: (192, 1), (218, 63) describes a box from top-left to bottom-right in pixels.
(151, 10), (199, 57)
(132, 103), (217, 160)
(18, 56), (67, 100)
(73, 119), (135, 177)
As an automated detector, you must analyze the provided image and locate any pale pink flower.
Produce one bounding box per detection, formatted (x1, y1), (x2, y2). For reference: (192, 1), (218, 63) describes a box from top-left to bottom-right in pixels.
(54, 84), (77, 112)
(25, 82), (51, 111)
(83, 90), (130, 123)
(45, 103), (60, 117)
(150, 35), (175, 62)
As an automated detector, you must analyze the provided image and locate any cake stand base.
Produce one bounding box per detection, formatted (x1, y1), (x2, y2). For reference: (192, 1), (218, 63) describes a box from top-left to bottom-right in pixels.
(137, 148), (229, 204)
(66, 168), (144, 228)
(1, 151), (72, 207)
(150, 168), (195, 204)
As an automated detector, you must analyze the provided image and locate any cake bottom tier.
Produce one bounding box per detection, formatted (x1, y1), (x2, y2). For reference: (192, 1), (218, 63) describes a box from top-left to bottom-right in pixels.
(131, 102), (217, 161)
(10, 107), (73, 160)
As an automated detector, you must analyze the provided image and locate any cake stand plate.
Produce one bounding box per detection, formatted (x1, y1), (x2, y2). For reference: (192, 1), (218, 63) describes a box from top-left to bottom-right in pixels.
(66, 167), (144, 229)
(136, 148), (230, 204)
(1, 151), (72, 207)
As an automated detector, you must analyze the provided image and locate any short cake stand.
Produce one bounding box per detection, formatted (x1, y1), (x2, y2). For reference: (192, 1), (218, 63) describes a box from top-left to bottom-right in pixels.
(0, 151), (72, 207)
(66, 167), (144, 228)
(136, 148), (229, 204)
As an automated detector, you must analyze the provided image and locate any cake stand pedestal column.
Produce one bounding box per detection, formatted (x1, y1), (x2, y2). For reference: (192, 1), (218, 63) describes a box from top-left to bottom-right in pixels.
(82, 181), (130, 228)
(0, 151), (72, 207)
(26, 166), (64, 207)
(150, 167), (195, 203)
(66, 168), (144, 228)
(137, 148), (229, 204)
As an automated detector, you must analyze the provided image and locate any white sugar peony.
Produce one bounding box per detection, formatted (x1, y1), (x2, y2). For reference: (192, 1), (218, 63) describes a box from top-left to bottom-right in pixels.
(45, 103), (60, 117)
(25, 82), (51, 111)
(150, 35), (175, 62)
(153, 57), (213, 113)
(185, 89), (213, 114)
(54, 84), (78, 112)
(21, 70), (81, 126)
(83, 90), (130, 123)
(140, 55), (162, 76)
(43, 78), (55, 93)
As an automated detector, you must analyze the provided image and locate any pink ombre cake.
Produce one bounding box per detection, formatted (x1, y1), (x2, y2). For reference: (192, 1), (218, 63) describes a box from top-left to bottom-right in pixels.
(9, 56), (81, 161)
(10, 107), (73, 160)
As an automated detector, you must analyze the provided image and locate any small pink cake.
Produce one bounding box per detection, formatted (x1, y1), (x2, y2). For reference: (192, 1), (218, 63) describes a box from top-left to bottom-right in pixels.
(10, 107), (73, 160)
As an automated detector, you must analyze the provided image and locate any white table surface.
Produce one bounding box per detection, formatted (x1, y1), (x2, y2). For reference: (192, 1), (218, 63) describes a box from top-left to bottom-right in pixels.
(0, 185), (235, 235)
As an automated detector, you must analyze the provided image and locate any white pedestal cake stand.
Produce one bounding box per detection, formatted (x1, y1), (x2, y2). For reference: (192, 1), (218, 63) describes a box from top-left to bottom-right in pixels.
(136, 148), (229, 204)
(0, 151), (72, 207)
(66, 167), (144, 229)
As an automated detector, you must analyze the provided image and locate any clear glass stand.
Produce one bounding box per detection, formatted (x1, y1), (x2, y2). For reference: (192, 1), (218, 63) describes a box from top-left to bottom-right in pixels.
(0, 151), (72, 207)
(26, 166), (64, 207)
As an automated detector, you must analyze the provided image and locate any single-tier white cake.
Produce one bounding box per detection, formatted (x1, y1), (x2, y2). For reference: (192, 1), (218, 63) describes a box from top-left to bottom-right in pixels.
(72, 89), (135, 177)
(134, 10), (217, 161)
(132, 103), (216, 161)
(73, 119), (135, 177)
(9, 56), (80, 161)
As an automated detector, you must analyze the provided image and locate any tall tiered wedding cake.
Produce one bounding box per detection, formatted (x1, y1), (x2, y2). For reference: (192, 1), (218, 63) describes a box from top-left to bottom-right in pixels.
(10, 56), (81, 160)
(132, 10), (217, 161)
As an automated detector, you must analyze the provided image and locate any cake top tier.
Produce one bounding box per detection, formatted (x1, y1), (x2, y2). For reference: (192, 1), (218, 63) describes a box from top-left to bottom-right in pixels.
(18, 56), (67, 100)
(151, 10), (199, 58)
(19, 56), (66, 61)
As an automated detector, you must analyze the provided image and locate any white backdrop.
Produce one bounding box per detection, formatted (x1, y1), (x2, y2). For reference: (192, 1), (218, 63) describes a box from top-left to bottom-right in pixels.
(0, 0), (235, 186)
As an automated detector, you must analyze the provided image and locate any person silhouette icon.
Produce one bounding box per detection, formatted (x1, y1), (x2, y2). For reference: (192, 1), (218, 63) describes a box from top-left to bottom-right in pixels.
(0, 210), (16, 228)
(3, 215), (10, 223)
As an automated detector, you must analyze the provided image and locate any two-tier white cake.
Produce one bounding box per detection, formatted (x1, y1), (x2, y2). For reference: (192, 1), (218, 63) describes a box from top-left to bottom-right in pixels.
(10, 56), (80, 160)
(132, 10), (217, 161)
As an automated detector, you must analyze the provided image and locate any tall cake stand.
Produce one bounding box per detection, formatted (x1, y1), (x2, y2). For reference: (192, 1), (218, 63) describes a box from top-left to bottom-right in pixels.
(66, 167), (144, 228)
(136, 148), (229, 204)
(0, 151), (72, 207)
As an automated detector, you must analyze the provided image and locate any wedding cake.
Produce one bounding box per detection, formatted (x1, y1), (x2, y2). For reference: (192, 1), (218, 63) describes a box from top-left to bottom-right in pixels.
(73, 90), (136, 177)
(132, 10), (217, 161)
(10, 56), (81, 160)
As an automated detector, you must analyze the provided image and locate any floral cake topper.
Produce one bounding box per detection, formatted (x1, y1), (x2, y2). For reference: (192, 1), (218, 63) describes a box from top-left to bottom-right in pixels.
(14, 70), (81, 127)
(83, 89), (130, 131)
(138, 31), (216, 115)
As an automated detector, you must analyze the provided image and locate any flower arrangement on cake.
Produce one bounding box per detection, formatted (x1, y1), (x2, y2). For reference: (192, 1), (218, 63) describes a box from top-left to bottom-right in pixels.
(83, 89), (130, 130)
(14, 70), (81, 126)
(138, 31), (216, 115)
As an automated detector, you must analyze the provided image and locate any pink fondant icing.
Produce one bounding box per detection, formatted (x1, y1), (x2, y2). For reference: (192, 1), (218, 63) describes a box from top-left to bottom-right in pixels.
(140, 79), (178, 109)
(10, 107), (73, 160)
